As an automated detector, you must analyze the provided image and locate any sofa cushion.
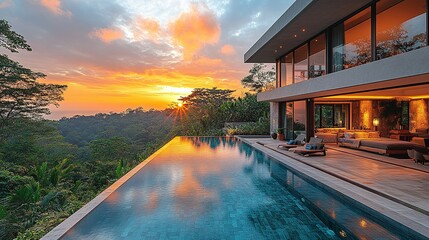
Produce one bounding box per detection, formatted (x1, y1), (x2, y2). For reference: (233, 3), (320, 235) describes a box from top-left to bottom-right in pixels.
(344, 132), (355, 139)
(368, 131), (380, 138)
(354, 132), (370, 139)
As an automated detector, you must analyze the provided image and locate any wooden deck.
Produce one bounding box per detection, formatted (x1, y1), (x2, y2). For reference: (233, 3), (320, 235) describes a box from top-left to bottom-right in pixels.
(237, 136), (429, 238)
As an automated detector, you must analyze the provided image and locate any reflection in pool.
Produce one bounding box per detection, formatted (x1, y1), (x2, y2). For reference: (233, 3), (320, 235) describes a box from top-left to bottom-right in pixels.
(61, 137), (406, 239)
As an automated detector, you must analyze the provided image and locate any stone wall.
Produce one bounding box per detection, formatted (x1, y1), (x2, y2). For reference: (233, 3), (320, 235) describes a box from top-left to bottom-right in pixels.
(410, 99), (429, 132)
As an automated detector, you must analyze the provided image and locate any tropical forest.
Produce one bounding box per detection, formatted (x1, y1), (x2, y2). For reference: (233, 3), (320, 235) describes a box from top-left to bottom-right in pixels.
(0, 20), (274, 239)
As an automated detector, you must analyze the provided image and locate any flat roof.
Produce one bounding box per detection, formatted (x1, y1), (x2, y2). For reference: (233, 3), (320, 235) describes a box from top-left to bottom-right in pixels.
(244, 0), (372, 63)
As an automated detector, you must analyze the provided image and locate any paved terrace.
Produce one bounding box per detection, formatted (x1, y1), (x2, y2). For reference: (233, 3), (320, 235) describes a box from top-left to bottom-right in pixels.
(236, 136), (429, 238)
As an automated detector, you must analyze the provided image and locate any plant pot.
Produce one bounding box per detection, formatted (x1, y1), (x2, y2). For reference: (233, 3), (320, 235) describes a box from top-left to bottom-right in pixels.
(278, 133), (285, 141)
(271, 132), (277, 139)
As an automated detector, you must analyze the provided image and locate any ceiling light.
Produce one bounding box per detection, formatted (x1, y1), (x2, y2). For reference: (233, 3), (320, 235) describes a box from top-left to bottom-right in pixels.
(302, 28), (306, 32)
(275, 50), (277, 52)
(294, 34), (297, 38)
(279, 46), (283, 48)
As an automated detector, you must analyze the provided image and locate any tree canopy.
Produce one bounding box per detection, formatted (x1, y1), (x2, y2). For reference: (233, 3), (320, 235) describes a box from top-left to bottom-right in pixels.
(241, 63), (275, 93)
(179, 87), (235, 108)
(0, 20), (66, 127)
(0, 20), (31, 53)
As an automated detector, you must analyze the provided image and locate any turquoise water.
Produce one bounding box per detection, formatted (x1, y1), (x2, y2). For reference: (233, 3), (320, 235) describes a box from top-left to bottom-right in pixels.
(61, 137), (405, 239)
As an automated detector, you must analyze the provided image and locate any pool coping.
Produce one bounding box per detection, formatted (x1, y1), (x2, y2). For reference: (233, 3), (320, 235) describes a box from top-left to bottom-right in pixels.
(237, 136), (429, 239)
(41, 139), (175, 240)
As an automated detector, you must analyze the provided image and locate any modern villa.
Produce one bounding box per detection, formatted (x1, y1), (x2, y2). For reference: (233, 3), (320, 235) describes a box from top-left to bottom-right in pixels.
(245, 0), (429, 154)
(42, 1), (429, 239)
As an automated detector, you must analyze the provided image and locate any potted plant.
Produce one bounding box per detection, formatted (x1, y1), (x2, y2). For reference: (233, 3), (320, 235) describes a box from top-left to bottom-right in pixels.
(277, 128), (285, 141)
(271, 132), (277, 139)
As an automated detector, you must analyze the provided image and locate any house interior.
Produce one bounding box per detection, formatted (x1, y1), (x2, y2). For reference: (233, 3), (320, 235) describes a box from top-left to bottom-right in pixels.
(313, 83), (429, 153)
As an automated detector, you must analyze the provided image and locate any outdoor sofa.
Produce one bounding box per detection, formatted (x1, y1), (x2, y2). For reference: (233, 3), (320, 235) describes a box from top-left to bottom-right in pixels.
(338, 131), (427, 156)
(277, 134), (306, 149)
(290, 137), (326, 156)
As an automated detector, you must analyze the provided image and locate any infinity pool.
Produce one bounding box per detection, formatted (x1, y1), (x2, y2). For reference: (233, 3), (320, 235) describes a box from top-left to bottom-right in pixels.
(60, 137), (406, 239)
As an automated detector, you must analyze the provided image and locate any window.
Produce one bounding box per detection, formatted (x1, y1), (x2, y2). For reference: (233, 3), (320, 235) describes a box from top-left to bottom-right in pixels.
(315, 104), (350, 128)
(332, 7), (371, 72)
(276, 59), (280, 88)
(280, 56), (286, 87)
(293, 101), (306, 138)
(285, 53), (293, 85)
(294, 44), (308, 83)
(309, 33), (326, 78)
(376, 0), (427, 59)
(286, 102), (294, 140)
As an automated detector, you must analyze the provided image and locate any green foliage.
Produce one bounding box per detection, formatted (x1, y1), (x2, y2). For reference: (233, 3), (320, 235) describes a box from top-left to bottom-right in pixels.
(220, 93), (269, 122)
(179, 87), (235, 107)
(225, 116), (270, 135)
(115, 159), (125, 179)
(0, 19), (31, 53)
(241, 63), (275, 93)
(0, 20), (67, 127)
(12, 182), (40, 204)
(176, 89), (270, 136)
(90, 137), (130, 161)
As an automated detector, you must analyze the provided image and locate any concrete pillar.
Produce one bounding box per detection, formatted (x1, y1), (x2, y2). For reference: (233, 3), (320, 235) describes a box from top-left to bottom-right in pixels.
(270, 102), (279, 133)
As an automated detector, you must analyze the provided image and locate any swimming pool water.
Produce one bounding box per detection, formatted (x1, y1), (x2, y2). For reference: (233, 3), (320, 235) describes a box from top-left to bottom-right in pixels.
(61, 137), (405, 239)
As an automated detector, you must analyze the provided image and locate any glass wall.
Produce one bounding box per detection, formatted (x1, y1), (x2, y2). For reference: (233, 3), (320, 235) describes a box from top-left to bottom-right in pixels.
(285, 53), (293, 85)
(293, 101), (306, 138)
(286, 102), (294, 140)
(315, 103), (350, 128)
(280, 57), (287, 87)
(332, 7), (371, 72)
(309, 33), (326, 78)
(275, 0), (428, 86)
(294, 44), (308, 83)
(376, 0), (427, 59)
(276, 60), (280, 88)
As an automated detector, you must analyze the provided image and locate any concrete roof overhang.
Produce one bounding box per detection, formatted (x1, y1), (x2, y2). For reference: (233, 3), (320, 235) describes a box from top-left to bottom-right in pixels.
(244, 0), (373, 63)
(257, 47), (429, 102)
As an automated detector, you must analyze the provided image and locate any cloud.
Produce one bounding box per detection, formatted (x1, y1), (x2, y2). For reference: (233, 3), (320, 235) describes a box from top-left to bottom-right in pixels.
(169, 3), (220, 60)
(133, 17), (161, 41)
(39, 0), (71, 16)
(89, 27), (124, 43)
(0, 0), (12, 9)
(220, 44), (235, 55)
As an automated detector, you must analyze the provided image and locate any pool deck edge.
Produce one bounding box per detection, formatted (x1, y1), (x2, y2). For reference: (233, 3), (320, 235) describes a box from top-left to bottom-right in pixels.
(237, 136), (429, 239)
(41, 138), (177, 240)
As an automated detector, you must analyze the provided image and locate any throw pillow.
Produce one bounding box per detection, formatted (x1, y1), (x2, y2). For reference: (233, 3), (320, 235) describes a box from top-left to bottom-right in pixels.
(368, 132), (380, 138)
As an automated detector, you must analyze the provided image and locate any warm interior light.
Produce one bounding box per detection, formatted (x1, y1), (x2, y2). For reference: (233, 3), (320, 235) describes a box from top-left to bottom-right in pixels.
(323, 95), (394, 100)
(410, 95), (429, 99)
(279, 45), (283, 48)
(302, 28), (306, 32)
(373, 118), (379, 127)
(294, 34), (297, 37)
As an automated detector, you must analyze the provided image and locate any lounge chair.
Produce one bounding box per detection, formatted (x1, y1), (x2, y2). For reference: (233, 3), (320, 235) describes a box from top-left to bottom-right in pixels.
(290, 137), (326, 156)
(414, 150), (429, 165)
(277, 134), (306, 149)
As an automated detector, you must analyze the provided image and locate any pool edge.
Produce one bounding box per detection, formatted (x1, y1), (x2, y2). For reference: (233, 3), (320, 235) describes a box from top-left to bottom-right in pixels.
(237, 136), (429, 239)
(41, 137), (177, 240)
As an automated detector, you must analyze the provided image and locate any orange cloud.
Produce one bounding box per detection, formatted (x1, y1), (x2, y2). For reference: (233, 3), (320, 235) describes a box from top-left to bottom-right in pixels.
(220, 44), (236, 55)
(134, 17), (160, 41)
(39, 0), (70, 16)
(169, 4), (220, 60)
(89, 28), (124, 43)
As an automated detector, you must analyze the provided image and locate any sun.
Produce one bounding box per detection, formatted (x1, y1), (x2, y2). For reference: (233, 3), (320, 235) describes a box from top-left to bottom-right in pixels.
(178, 102), (183, 107)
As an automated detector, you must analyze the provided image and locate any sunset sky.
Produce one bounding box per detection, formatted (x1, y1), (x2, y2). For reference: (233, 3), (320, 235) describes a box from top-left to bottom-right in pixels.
(0, 0), (293, 119)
